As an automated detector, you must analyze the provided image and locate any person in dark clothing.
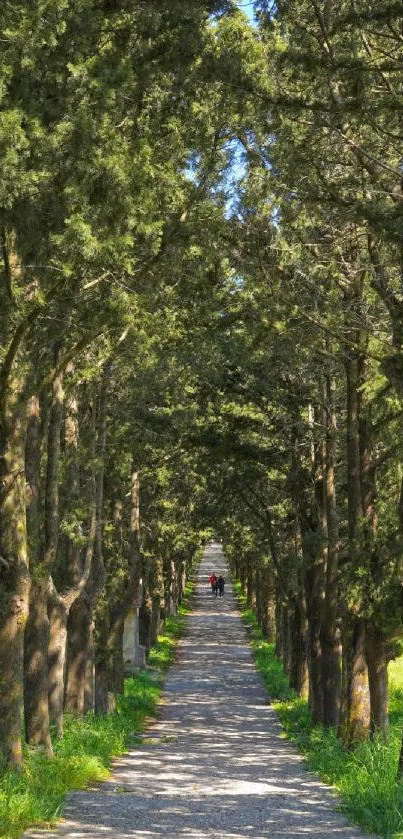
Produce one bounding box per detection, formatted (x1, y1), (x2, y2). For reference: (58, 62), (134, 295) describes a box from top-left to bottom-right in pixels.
(218, 575), (225, 597)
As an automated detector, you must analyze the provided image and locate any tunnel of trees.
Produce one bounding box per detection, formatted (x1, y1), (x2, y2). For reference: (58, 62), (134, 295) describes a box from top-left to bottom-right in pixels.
(2, 0), (403, 784)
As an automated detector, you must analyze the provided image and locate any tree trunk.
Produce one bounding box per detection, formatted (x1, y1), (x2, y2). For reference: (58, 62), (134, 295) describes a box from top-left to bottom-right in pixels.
(63, 391), (81, 589)
(255, 566), (263, 629)
(112, 627), (124, 695)
(359, 366), (385, 738)
(47, 389), (80, 734)
(305, 567), (324, 724)
(305, 402), (326, 725)
(24, 367), (63, 751)
(289, 596), (308, 696)
(261, 565), (276, 641)
(0, 395), (30, 769)
(338, 631), (349, 743)
(24, 577), (53, 754)
(94, 659), (115, 715)
(65, 594), (92, 715)
(25, 395), (41, 560)
(180, 560), (186, 603)
(365, 623), (388, 738)
(163, 555), (175, 618)
(94, 660), (109, 715)
(282, 604), (291, 674)
(340, 617), (370, 746)
(47, 594), (68, 736)
(139, 597), (152, 656)
(239, 559), (247, 591)
(246, 559), (255, 609)
(150, 555), (164, 647)
(345, 347), (363, 544)
(95, 464), (142, 712)
(171, 558), (179, 614)
(341, 344), (370, 743)
(84, 620), (95, 713)
(65, 368), (109, 714)
(290, 404), (325, 722)
(321, 622), (342, 728)
(275, 588), (283, 659)
(321, 375), (341, 727)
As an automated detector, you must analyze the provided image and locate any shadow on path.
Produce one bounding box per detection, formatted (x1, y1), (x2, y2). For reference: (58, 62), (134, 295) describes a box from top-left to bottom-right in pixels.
(25, 543), (377, 839)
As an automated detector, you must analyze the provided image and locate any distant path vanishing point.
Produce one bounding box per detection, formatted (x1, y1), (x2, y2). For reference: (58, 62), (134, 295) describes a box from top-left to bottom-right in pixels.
(25, 542), (377, 839)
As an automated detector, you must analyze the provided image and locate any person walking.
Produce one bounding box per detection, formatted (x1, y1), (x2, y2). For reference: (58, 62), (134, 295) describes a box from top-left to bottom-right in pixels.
(218, 575), (225, 597)
(209, 573), (218, 596)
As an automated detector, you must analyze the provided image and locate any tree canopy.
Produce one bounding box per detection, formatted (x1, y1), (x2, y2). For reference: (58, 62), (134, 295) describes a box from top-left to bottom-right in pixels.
(2, 0), (403, 789)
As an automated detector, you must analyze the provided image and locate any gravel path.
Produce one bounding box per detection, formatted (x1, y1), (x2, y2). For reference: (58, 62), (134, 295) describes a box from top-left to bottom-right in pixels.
(26, 543), (376, 839)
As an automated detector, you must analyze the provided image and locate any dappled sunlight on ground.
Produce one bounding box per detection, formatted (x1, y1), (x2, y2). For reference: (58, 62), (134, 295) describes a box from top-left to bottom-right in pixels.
(25, 544), (376, 839)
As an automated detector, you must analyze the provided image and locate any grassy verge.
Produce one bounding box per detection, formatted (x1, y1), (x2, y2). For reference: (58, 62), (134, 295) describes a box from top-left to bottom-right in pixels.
(233, 580), (403, 838)
(0, 579), (195, 839)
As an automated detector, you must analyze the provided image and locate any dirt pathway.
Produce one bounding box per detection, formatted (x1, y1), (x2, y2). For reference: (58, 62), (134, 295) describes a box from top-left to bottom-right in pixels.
(25, 543), (376, 838)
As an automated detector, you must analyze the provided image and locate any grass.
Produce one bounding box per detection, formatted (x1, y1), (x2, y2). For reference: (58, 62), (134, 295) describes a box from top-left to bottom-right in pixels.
(233, 580), (403, 838)
(0, 578), (195, 839)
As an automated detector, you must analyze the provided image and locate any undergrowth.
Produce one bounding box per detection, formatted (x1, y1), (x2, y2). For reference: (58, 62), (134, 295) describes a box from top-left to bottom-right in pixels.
(233, 580), (403, 838)
(0, 579), (195, 839)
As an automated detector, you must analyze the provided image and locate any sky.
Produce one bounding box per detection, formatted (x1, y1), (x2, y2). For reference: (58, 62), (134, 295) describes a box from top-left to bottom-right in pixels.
(236, 1), (256, 25)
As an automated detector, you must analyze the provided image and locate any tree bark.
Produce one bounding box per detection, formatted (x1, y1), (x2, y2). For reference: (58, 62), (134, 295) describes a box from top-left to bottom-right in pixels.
(345, 617), (371, 746)
(288, 593), (309, 696)
(246, 559), (256, 609)
(84, 620), (96, 713)
(63, 391), (81, 589)
(306, 403), (326, 724)
(150, 555), (164, 648)
(48, 389), (82, 734)
(95, 465), (142, 713)
(261, 565), (276, 641)
(281, 604), (291, 675)
(320, 376), (341, 727)
(275, 589), (283, 660)
(112, 627), (124, 694)
(365, 623), (389, 737)
(65, 594), (92, 715)
(255, 565), (263, 628)
(163, 555), (176, 618)
(24, 366), (63, 751)
(289, 403), (325, 720)
(23, 577), (53, 754)
(0, 389), (30, 769)
(359, 368), (387, 737)
(25, 395), (41, 559)
(65, 367), (109, 714)
(341, 344), (370, 744)
(47, 593), (68, 736)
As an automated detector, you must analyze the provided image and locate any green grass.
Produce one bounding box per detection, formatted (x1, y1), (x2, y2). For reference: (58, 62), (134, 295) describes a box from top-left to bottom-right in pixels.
(233, 581), (403, 838)
(0, 578), (195, 839)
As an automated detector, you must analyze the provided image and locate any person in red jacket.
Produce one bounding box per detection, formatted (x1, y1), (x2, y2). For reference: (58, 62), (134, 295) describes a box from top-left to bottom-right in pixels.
(209, 573), (218, 596)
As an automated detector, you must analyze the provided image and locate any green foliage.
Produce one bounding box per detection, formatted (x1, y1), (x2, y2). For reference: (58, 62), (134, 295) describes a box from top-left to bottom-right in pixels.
(3, 0), (403, 819)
